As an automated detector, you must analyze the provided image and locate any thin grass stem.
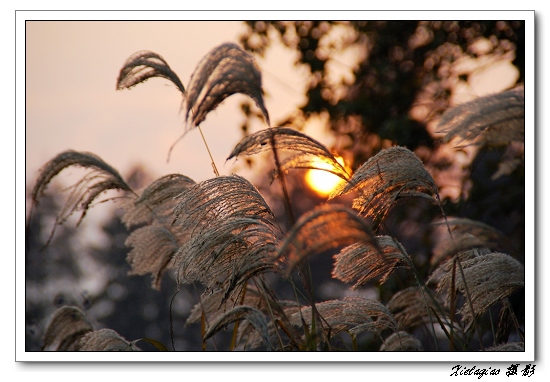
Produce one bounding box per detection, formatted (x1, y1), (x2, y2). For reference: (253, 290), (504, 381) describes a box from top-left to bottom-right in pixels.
(198, 126), (220, 177)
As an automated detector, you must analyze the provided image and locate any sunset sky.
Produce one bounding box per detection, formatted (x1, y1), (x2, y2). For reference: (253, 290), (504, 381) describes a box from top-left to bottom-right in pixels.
(25, 20), (313, 188)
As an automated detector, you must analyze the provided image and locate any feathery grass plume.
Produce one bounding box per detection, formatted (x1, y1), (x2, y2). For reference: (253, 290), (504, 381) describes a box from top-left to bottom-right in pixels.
(332, 235), (410, 289)
(227, 127), (350, 181)
(287, 297), (398, 338)
(429, 252), (524, 330)
(116, 50), (185, 94)
(186, 282), (301, 350)
(125, 226), (179, 290)
(30, 150), (132, 245)
(485, 342), (524, 351)
(173, 175), (279, 231)
(379, 331), (423, 351)
(203, 306), (272, 350)
(184, 42), (270, 130)
(77, 328), (141, 351)
(43, 306), (141, 351)
(172, 217), (279, 299)
(276, 204), (378, 275)
(329, 146), (440, 230)
(430, 217), (516, 266)
(42, 306), (94, 351)
(185, 284), (264, 325)
(386, 286), (449, 332)
(121, 173), (196, 228)
(436, 85), (524, 147)
(121, 174), (196, 289)
(171, 175), (282, 300)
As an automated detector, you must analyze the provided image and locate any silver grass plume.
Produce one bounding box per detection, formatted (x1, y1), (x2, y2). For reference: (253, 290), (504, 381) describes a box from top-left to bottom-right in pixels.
(485, 342), (524, 351)
(121, 173), (196, 228)
(276, 204), (378, 275)
(379, 331), (423, 351)
(386, 286), (449, 332)
(122, 174), (196, 289)
(430, 217), (516, 267)
(30, 150), (132, 245)
(171, 175), (282, 301)
(203, 306), (272, 350)
(172, 218), (279, 298)
(185, 284), (266, 326)
(227, 127), (350, 181)
(186, 283), (301, 350)
(436, 85), (524, 147)
(184, 42), (270, 130)
(43, 306), (141, 351)
(77, 329), (141, 351)
(332, 235), (410, 289)
(116, 50), (185, 94)
(42, 306), (94, 351)
(125, 226), (179, 290)
(287, 297), (397, 338)
(429, 252), (524, 330)
(329, 146), (440, 230)
(173, 175), (278, 230)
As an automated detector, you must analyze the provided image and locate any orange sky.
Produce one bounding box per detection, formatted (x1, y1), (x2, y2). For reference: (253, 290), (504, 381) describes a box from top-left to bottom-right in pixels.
(25, 21), (311, 188)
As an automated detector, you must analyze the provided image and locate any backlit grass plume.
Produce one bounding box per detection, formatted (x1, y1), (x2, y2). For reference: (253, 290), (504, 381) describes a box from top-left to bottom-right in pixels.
(329, 146), (441, 230)
(379, 331), (423, 351)
(186, 283), (301, 350)
(170, 175), (282, 300)
(436, 85), (525, 147)
(486, 342), (525, 351)
(429, 252), (524, 330)
(227, 127), (350, 181)
(386, 286), (449, 332)
(77, 329), (142, 351)
(430, 217), (517, 267)
(276, 204), (378, 275)
(116, 50), (185, 94)
(332, 235), (410, 289)
(287, 297), (397, 338)
(117, 43), (270, 175)
(121, 173), (196, 227)
(122, 174), (196, 289)
(184, 42), (270, 129)
(42, 306), (94, 351)
(29, 150), (133, 245)
(117, 43), (270, 129)
(203, 305), (272, 350)
(43, 306), (141, 351)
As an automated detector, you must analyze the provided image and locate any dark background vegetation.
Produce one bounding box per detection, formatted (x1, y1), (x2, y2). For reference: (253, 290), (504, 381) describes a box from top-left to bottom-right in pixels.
(26, 21), (525, 351)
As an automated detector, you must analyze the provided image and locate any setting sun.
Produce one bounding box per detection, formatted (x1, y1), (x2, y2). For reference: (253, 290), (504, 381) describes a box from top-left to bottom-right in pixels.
(305, 156), (349, 197)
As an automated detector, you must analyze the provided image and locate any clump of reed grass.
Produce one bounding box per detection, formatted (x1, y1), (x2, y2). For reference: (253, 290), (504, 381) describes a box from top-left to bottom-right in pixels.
(429, 252), (524, 331)
(332, 236), (410, 289)
(43, 306), (141, 351)
(29, 42), (525, 353)
(329, 146), (441, 230)
(436, 85), (524, 147)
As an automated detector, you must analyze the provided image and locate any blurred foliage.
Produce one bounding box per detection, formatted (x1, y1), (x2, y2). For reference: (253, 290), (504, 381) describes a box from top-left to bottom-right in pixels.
(240, 21), (523, 161)
(239, 19), (525, 245)
(239, 21), (525, 334)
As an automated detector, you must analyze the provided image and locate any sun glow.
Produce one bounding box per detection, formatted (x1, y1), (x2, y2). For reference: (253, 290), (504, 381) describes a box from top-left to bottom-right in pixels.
(305, 156), (349, 197)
